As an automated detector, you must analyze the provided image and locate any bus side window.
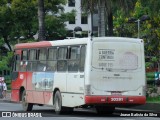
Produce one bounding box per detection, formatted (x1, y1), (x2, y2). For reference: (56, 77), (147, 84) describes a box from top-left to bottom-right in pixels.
(27, 49), (37, 71)
(37, 49), (47, 71)
(47, 48), (57, 71)
(11, 54), (20, 81)
(57, 47), (67, 72)
(79, 46), (86, 72)
(68, 46), (80, 72)
(20, 50), (28, 71)
(14, 54), (20, 71)
(22, 50), (28, 61)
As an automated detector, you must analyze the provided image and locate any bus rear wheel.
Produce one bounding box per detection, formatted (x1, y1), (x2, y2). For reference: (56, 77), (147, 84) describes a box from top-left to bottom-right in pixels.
(22, 90), (33, 111)
(95, 106), (115, 115)
(54, 90), (73, 114)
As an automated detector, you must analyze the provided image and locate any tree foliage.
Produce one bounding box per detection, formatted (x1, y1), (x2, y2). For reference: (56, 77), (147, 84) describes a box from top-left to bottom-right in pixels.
(0, 0), (72, 49)
(0, 0), (13, 51)
(1, 0), (160, 70)
(113, 0), (160, 70)
(11, 0), (37, 40)
(81, 0), (136, 36)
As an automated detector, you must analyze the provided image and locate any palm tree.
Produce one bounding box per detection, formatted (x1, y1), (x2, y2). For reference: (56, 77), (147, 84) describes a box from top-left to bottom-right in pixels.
(81, 0), (106, 36)
(38, 0), (45, 41)
(98, 0), (106, 36)
(106, 0), (136, 36)
(82, 0), (136, 36)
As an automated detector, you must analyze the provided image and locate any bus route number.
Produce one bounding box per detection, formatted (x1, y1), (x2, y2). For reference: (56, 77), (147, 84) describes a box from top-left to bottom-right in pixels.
(111, 98), (123, 102)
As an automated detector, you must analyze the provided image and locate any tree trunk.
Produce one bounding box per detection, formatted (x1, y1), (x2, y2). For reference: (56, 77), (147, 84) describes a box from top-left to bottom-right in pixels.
(38, 0), (45, 41)
(3, 36), (12, 51)
(108, 11), (113, 36)
(98, 0), (105, 37)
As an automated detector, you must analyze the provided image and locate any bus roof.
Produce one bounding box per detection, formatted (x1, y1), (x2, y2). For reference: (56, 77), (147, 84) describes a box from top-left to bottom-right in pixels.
(14, 37), (142, 49)
(14, 38), (89, 49)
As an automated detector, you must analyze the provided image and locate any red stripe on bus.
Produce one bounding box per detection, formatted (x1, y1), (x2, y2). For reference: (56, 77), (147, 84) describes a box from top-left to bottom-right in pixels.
(15, 41), (52, 49)
(85, 95), (146, 104)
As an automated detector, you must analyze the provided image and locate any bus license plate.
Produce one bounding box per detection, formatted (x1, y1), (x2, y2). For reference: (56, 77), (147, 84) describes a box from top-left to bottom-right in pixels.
(110, 97), (124, 102)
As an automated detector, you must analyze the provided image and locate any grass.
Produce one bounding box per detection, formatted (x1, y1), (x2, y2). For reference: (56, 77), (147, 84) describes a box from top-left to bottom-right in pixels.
(146, 72), (155, 81)
(147, 96), (160, 103)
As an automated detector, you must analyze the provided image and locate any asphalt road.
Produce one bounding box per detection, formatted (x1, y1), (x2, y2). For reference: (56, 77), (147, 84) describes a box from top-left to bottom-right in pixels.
(0, 102), (159, 120)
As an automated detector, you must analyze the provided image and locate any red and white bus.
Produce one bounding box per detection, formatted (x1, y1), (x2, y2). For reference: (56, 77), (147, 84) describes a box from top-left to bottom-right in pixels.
(11, 37), (146, 114)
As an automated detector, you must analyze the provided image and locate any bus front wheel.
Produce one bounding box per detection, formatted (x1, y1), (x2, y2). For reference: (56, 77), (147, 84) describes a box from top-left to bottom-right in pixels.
(22, 90), (33, 111)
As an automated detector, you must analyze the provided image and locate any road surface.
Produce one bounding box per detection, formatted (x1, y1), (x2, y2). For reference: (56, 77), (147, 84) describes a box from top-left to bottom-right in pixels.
(0, 102), (159, 120)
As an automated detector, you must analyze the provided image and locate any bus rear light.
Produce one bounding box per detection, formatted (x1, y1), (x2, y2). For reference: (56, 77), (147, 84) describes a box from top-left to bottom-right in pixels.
(85, 85), (91, 95)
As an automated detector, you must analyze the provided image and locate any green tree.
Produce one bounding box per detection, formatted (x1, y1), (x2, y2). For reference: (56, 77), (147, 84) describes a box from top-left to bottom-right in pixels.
(113, 0), (160, 70)
(139, 0), (160, 71)
(45, 15), (67, 40)
(81, 0), (105, 36)
(45, 9), (76, 40)
(0, 0), (38, 50)
(0, 0), (69, 45)
(37, 0), (67, 41)
(11, 0), (37, 41)
(82, 0), (135, 36)
(0, 0), (13, 51)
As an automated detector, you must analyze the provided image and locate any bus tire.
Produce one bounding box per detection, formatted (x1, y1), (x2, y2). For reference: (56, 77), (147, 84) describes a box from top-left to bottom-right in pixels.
(22, 90), (33, 111)
(54, 91), (73, 114)
(95, 106), (115, 115)
(54, 90), (63, 114)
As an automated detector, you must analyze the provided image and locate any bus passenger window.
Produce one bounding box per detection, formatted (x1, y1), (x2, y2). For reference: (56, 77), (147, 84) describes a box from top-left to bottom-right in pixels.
(47, 61), (57, 71)
(14, 55), (20, 71)
(20, 50), (28, 71)
(47, 48), (57, 71)
(38, 49), (47, 60)
(29, 49), (37, 60)
(68, 46), (80, 72)
(57, 47), (67, 72)
(22, 50), (27, 60)
(48, 48), (57, 60)
(58, 47), (67, 60)
(37, 49), (47, 71)
(27, 49), (37, 71)
(57, 60), (67, 71)
(79, 46), (86, 72)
